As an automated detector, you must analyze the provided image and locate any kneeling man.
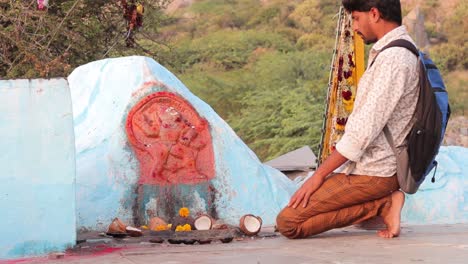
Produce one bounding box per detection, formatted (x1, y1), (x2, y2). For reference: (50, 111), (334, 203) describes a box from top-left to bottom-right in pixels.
(276, 0), (419, 239)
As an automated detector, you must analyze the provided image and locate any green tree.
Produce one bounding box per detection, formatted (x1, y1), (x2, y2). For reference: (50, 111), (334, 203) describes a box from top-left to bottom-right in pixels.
(229, 51), (329, 161)
(158, 0), (337, 160)
(288, 0), (324, 33)
(0, 0), (169, 78)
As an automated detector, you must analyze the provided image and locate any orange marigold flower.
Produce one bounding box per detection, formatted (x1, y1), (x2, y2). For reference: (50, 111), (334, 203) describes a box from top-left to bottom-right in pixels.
(175, 225), (185, 232)
(154, 224), (168, 231)
(179, 207), (190, 217)
(183, 224), (192, 231)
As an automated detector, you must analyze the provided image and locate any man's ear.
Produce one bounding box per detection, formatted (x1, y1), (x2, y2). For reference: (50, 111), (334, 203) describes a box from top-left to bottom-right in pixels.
(369, 7), (381, 23)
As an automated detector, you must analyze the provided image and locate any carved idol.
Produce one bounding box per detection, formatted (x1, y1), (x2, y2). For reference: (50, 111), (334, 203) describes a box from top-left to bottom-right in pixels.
(126, 92), (215, 185)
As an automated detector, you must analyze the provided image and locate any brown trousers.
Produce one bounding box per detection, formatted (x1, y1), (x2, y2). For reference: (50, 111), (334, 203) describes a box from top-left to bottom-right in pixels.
(276, 173), (400, 238)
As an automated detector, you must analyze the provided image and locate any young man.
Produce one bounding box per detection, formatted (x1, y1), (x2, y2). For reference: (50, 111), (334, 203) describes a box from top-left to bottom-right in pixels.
(276, 0), (418, 239)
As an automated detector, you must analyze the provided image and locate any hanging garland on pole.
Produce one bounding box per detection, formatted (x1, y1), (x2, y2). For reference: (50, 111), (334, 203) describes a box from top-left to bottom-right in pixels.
(318, 7), (365, 165)
(121, 0), (145, 47)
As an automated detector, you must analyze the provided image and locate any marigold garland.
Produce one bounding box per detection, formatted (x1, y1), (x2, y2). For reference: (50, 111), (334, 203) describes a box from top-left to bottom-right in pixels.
(331, 13), (357, 136)
(179, 207), (190, 217)
(154, 224), (169, 231)
(319, 8), (365, 164)
(175, 224), (192, 232)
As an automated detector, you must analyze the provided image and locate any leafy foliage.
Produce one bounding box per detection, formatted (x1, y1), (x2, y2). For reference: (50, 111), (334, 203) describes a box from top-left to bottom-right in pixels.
(0, 0), (170, 78)
(148, 0), (341, 161)
(156, 0), (466, 160)
(174, 30), (294, 71)
(423, 1), (467, 74)
(423, 1), (467, 115)
(2, 0), (465, 160)
(444, 70), (468, 115)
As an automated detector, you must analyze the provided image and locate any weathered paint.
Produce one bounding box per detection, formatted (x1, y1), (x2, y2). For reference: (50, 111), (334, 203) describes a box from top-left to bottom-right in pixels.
(402, 146), (468, 224)
(126, 91), (217, 224)
(68, 56), (296, 230)
(0, 79), (76, 260)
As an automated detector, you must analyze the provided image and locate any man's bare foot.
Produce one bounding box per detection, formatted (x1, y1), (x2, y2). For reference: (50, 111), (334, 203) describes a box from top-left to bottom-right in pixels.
(377, 190), (405, 238)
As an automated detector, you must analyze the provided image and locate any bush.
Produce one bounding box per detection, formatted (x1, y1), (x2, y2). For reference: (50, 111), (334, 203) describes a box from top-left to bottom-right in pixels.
(229, 51), (330, 160)
(174, 30), (294, 70)
(296, 33), (334, 51)
(288, 0), (323, 33)
(429, 43), (468, 73)
(246, 6), (280, 27)
(441, 1), (468, 46)
(445, 70), (468, 115)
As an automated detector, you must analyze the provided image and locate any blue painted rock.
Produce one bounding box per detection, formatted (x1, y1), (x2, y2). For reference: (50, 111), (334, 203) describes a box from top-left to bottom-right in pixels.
(68, 56), (296, 230)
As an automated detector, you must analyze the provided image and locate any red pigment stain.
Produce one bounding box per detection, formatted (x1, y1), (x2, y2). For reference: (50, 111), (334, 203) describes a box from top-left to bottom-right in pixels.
(1, 246), (123, 264)
(83, 245), (123, 256)
(126, 91), (215, 185)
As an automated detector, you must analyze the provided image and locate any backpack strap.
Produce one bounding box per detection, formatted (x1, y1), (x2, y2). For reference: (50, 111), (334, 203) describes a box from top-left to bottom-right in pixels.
(376, 40), (419, 155)
(370, 39), (419, 68)
(383, 39), (419, 56)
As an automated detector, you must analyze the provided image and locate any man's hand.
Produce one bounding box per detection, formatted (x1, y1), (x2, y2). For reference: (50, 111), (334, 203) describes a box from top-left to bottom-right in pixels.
(287, 150), (349, 209)
(288, 175), (325, 208)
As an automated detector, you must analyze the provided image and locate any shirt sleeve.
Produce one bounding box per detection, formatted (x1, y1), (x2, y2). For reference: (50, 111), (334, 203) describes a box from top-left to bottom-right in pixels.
(336, 48), (416, 161)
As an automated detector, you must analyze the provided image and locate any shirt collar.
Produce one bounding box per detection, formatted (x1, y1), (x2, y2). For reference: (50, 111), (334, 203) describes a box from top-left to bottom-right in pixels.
(368, 25), (409, 65)
(371, 25), (409, 52)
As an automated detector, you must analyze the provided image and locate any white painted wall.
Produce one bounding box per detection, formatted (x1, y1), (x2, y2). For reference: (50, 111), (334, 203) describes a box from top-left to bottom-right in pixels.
(0, 79), (76, 260)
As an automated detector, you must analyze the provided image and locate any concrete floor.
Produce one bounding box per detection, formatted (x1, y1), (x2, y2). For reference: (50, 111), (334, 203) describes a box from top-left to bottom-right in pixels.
(13, 224), (468, 264)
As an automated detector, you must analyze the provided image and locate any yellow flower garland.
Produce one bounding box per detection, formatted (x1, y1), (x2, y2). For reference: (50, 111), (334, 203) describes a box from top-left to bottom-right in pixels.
(175, 224), (192, 232)
(319, 9), (365, 163)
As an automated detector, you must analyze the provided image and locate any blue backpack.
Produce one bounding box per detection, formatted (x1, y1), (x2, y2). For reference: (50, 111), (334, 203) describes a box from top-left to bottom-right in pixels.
(377, 39), (451, 194)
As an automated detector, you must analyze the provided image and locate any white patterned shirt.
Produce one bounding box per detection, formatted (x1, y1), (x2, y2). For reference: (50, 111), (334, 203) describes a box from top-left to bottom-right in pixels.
(336, 26), (419, 177)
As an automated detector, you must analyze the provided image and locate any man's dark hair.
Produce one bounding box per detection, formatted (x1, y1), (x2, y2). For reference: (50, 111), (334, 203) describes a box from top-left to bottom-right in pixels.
(342, 0), (402, 25)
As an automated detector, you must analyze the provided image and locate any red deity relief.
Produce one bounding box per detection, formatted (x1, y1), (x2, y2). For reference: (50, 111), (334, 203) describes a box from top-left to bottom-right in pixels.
(126, 91), (215, 185)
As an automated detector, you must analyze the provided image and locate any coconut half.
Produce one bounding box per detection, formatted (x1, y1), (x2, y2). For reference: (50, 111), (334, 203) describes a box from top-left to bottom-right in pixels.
(239, 214), (262, 236)
(194, 214), (213, 230)
(149, 217), (168, 231)
(107, 218), (127, 234)
(126, 226), (143, 237)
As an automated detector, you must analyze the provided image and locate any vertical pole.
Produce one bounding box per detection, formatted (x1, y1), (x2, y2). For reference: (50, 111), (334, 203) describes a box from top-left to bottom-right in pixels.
(318, 7), (344, 166)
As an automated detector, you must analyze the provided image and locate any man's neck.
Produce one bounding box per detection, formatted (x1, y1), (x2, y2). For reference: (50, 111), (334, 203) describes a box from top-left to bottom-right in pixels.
(375, 23), (400, 41)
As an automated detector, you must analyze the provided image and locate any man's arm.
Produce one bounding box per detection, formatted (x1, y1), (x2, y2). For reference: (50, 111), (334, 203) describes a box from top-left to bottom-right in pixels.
(288, 150), (348, 208)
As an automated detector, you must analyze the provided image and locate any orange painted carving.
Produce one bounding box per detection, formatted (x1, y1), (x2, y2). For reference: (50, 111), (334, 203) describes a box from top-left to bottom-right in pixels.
(126, 92), (215, 185)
